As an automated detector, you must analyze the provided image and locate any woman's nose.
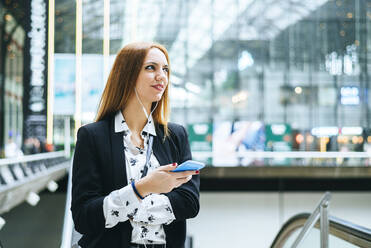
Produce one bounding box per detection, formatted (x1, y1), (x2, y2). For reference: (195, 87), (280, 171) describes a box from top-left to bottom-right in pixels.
(155, 71), (167, 83)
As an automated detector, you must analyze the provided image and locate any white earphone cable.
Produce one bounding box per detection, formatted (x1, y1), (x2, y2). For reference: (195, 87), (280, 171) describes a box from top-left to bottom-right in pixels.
(133, 87), (162, 248)
(134, 87), (159, 134)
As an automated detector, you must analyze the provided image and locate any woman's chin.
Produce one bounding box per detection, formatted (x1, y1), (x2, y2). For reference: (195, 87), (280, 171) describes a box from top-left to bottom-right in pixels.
(152, 94), (163, 102)
(141, 95), (162, 105)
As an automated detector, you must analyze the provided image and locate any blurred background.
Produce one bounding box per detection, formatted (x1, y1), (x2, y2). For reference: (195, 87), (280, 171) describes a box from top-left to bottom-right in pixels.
(0, 0), (371, 247)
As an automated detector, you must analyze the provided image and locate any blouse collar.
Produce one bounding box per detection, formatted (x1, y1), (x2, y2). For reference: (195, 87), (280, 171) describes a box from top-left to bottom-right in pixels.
(114, 110), (157, 137)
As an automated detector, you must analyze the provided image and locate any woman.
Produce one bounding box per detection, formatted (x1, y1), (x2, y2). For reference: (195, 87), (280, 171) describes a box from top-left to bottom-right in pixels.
(71, 42), (200, 248)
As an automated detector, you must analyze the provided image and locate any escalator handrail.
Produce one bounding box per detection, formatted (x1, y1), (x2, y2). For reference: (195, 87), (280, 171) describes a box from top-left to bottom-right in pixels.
(0, 151), (67, 166)
(271, 213), (371, 248)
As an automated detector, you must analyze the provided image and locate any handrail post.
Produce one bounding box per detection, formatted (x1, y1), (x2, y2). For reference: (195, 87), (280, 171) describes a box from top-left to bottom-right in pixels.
(320, 199), (329, 248)
(60, 160), (73, 248)
(291, 192), (331, 248)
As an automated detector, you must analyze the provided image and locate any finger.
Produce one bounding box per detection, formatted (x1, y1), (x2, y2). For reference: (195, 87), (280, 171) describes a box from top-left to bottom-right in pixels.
(177, 175), (192, 187)
(186, 175), (192, 181)
(170, 170), (197, 178)
(157, 163), (178, 171)
(176, 175), (192, 185)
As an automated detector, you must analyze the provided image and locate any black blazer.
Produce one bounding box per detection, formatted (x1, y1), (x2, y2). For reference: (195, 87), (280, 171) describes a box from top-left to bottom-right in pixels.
(71, 115), (200, 248)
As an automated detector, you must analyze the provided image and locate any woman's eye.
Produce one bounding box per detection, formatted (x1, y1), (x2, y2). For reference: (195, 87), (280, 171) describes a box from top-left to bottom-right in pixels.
(145, 65), (155, 70)
(163, 68), (169, 73)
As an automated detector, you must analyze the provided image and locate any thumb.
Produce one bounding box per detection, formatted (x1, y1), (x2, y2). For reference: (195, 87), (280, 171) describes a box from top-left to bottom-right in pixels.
(157, 163), (178, 171)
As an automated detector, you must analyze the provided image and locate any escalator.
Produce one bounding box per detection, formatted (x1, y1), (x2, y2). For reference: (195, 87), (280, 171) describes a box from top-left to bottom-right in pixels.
(271, 212), (371, 247)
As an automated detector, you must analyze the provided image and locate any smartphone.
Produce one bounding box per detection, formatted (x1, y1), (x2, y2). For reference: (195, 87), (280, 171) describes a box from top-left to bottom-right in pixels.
(171, 160), (205, 172)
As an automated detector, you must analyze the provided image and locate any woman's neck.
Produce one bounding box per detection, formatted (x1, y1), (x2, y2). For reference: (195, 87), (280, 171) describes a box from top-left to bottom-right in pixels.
(122, 96), (151, 133)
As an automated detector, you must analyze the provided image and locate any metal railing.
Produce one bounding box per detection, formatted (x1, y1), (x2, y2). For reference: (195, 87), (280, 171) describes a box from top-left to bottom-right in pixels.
(60, 158), (77, 248)
(271, 191), (371, 248)
(192, 151), (371, 166)
(193, 151), (371, 159)
(0, 151), (70, 228)
(291, 192), (331, 248)
(271, 212), (371, 248)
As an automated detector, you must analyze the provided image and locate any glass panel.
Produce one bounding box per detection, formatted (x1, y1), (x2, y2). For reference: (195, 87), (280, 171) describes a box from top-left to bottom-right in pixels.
(297, 228), (320, 248)
(81, 1), (104, 123)
(329, 234), (360, 248)
(294, 227), (360, 248)
(282, 227), (302, 248)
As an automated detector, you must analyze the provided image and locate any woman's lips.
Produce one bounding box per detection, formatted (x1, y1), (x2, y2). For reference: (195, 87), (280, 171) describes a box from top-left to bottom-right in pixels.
(152, 84), (164, 91)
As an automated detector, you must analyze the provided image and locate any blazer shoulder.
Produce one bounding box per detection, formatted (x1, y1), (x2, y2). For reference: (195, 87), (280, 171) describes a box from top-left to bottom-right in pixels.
(78, 119), (110, 138)
(167, 122), (186, 135)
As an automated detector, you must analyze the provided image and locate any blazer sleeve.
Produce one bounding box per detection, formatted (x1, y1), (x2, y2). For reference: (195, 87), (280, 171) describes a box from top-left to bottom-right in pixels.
(71, 126), (106, 235)
(165, 125), (200, 221)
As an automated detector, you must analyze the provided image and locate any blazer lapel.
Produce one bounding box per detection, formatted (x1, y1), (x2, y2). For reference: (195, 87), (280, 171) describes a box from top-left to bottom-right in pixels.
(110, 117), (128, 188)
(153, 125), (173, 166)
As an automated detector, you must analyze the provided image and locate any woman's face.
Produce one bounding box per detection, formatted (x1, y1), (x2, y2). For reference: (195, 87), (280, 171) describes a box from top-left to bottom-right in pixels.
(135, 48), (169, 105)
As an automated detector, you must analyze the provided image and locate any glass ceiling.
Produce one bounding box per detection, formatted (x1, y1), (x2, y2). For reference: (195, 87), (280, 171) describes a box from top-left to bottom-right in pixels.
(77, 0), (330, 76)
(169, 0), (329, 75)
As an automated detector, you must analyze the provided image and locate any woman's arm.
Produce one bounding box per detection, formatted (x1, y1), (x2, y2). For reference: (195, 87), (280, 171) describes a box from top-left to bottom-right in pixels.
(71, 126), (106, 235)
(103, 184), (176, 228)
(104, 188), (176, 227)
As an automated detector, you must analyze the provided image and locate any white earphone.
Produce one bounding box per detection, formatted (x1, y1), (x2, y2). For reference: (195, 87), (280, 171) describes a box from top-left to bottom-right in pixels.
(134, 87), (159, 131)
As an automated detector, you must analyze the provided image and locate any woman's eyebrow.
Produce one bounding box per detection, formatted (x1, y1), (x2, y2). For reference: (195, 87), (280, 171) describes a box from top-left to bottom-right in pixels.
(144, 61), (169, 67)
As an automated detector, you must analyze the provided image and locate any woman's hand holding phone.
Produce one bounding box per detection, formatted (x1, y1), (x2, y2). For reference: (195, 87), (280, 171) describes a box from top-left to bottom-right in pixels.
(135, 163), (199, 197)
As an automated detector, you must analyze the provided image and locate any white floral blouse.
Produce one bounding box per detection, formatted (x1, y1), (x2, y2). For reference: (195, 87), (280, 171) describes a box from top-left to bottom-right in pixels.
(103, 111), (175, 245)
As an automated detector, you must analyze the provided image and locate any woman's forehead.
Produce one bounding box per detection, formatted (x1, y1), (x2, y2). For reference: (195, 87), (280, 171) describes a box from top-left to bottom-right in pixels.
(144, 48), (168, 65)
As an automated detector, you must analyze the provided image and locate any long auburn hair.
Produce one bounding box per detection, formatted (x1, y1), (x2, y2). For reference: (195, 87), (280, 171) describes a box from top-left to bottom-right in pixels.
(95, 42), (171, 136)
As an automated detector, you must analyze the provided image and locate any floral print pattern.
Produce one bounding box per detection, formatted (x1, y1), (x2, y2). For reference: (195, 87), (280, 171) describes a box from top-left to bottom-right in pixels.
(102, 111), (175, 245)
